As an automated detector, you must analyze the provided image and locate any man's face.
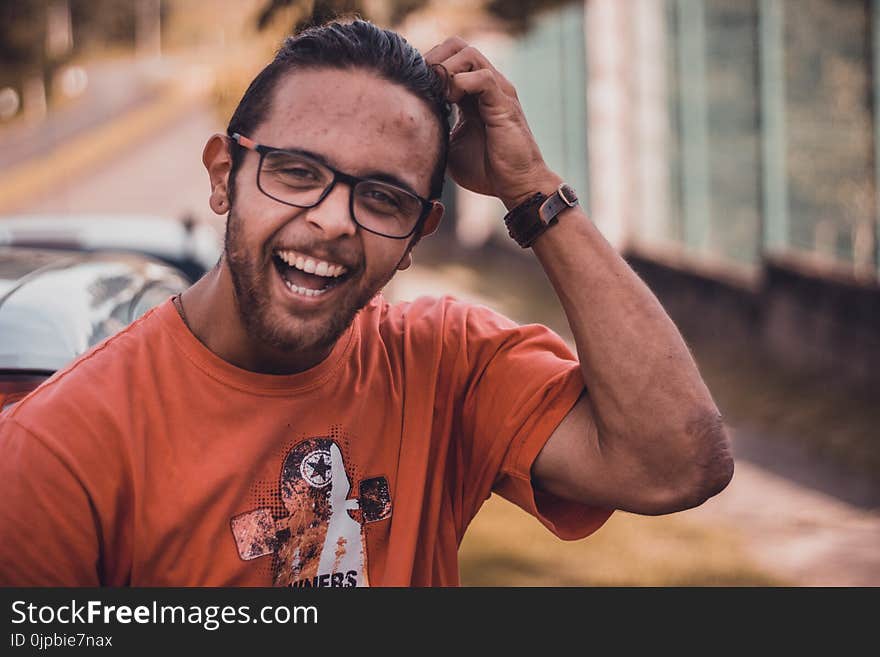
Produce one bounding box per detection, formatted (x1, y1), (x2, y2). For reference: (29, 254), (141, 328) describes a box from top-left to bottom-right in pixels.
(223, 68), (442, 354)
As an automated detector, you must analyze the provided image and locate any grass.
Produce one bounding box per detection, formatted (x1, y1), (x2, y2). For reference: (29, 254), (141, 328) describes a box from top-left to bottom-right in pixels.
(460, 495), (781, 586)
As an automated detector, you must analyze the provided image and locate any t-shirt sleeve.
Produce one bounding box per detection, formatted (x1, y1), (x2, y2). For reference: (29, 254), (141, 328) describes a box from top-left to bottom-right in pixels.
(456, 303), (613, 540)
(0, 416), (101, 586)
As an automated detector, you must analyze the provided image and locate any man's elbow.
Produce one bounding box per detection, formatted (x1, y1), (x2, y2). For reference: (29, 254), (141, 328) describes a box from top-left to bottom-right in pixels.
(686, 438), (734, 509)
(640, 411), (735, 515)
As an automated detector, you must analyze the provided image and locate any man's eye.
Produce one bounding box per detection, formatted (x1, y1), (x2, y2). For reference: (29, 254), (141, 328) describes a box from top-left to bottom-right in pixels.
(364, 189), (401, 208)
(281, 167), (317, 179)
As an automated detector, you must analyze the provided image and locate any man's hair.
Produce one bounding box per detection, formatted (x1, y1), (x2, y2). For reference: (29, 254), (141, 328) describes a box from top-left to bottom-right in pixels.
(226, 19), (451, 204)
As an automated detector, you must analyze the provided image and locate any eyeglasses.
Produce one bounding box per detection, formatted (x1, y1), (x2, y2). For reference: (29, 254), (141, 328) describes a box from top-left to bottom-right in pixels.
(230, 132), (435, 239)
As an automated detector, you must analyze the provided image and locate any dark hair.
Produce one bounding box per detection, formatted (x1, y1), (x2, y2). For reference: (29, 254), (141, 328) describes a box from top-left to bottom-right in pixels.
(227, 19), (451, 202)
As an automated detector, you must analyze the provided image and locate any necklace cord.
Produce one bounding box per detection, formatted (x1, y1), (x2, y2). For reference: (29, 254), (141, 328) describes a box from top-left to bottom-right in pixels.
(174, 293), (191, 332)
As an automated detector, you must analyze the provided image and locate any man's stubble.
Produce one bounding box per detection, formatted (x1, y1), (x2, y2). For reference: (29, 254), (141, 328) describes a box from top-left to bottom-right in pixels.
(222, 202), (398, 357)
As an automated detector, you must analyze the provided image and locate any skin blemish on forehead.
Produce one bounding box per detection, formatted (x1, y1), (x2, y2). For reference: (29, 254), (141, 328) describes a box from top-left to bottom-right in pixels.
(390, 109), (423, 132)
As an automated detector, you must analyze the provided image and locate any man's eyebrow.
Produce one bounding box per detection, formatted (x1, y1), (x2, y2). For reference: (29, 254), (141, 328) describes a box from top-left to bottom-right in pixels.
(278, 146), (424, 198)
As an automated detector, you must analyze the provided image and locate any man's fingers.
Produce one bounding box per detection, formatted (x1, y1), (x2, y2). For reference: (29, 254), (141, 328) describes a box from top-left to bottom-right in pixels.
(439, 45), (517, 98)
(440, 45), (491, 73)
(423, 36), (468, 66)
(447, 69), (509, 111)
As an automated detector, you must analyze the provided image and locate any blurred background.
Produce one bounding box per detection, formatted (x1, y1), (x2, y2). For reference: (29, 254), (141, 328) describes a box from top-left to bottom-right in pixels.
(0, 0), (877, 586)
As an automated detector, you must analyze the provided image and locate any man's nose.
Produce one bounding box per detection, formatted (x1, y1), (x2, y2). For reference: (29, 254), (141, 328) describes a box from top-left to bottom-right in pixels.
(302, 182), (358, 239)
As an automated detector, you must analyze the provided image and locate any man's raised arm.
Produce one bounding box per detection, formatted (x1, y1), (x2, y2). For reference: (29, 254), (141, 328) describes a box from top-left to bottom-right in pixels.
(425, 37), (733, 516)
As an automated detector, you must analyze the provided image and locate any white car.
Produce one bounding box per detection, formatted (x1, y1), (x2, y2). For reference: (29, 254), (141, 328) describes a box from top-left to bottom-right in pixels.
(0, 214), (221, 411)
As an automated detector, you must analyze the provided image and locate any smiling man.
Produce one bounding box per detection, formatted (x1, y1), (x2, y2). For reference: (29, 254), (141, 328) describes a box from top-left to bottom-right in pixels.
(0, 20), (732, 587)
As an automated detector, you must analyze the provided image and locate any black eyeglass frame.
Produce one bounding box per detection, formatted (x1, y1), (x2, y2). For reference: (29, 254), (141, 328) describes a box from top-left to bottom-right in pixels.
(230, 132), (436, 240)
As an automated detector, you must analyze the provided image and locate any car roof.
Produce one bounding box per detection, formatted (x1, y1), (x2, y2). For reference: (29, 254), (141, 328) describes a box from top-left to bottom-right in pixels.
(0, 247), (190, 371)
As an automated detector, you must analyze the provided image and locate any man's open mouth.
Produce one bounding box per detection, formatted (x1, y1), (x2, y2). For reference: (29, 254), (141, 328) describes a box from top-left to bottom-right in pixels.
(272, 248), (352, 298)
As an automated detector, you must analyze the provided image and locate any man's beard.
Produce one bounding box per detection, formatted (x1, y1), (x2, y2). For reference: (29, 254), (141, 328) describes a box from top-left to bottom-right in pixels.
(223, 206), (383, 355)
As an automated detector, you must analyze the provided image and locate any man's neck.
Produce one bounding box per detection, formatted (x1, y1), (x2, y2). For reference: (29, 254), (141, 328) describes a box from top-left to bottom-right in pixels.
(177, 264), (334, 375)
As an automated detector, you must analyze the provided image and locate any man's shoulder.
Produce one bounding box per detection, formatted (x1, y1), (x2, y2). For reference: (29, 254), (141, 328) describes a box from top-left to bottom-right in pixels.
(371, 293), (511, 334)
(368, 292), (573, 368)
(364, 293), (526, 368)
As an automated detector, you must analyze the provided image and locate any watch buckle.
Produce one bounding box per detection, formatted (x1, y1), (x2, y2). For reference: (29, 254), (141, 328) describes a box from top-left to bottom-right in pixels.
(557, 183), (577, 207)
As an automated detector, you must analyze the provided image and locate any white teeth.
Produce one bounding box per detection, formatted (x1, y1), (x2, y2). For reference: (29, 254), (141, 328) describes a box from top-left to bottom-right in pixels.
(285, 280), (329, 297)
(275, 249), (349, 278)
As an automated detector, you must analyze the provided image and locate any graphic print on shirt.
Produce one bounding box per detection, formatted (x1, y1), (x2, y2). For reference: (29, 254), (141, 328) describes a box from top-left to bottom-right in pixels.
(230, 436), (392, 587)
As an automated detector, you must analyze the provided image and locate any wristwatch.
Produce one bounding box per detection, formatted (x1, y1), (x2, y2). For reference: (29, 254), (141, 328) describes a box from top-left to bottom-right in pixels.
(503, 183), (579, 248)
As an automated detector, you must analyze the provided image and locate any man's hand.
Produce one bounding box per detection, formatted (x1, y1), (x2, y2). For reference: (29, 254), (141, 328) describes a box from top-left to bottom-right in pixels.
(424, 37), (560, 209)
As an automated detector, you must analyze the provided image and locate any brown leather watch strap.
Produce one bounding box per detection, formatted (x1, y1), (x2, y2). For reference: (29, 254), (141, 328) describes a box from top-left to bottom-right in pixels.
(503, 192), (547, 248)
(503, 183), (579, 248)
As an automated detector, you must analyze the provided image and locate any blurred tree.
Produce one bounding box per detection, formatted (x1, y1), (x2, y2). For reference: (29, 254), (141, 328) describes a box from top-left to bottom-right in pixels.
(68, 0), (158, 52)
(0, 0), (169, 118)
(0, 0), (49, 86)
(0, 0), (166, 73)
(255, 0), (581, 34)
(485, 0), (582, 34)
(255, 0), (435, 32)
(257, 0), (367, 32)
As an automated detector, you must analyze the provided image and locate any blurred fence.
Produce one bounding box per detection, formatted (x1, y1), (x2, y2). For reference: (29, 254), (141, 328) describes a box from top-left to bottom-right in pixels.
(501, 2), (591, 213)
(468, 0), (880, 285)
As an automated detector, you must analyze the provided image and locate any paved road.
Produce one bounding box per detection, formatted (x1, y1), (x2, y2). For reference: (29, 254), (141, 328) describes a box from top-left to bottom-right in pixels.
(682, 450), (880, 586)
(18, 102), (224, 234)
(0, 58), (164, 172)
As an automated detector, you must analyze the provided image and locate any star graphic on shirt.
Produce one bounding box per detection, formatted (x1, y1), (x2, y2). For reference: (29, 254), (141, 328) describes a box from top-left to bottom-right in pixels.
(299, 448), (334, 488)
(308, 454), (331, 482)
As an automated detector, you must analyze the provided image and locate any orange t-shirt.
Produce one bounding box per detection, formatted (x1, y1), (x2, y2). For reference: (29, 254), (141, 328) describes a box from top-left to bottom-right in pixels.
(0, 294), (612, 586)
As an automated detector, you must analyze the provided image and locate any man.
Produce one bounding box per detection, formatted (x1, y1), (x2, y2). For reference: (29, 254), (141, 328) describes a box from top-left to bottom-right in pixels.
(0, 20), (732, 586)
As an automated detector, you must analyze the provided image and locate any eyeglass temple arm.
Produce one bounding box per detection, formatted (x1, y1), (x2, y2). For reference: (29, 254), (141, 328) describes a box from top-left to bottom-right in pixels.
(230, 133), (258, 151)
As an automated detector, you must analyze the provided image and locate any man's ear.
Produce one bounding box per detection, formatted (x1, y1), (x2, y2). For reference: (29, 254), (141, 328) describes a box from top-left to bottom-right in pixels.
(420, 201), (444, 238)
(397, 202), (444, 271)
(203, 133), (232, 215)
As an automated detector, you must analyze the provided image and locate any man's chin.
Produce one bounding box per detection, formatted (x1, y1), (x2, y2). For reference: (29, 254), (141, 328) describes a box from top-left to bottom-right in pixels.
(230, 258), (377, 357)
(254, 303), (361, 355)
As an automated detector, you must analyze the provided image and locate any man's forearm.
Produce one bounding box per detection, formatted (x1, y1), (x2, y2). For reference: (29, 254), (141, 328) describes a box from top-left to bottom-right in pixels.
(516, 176), (732, 505)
